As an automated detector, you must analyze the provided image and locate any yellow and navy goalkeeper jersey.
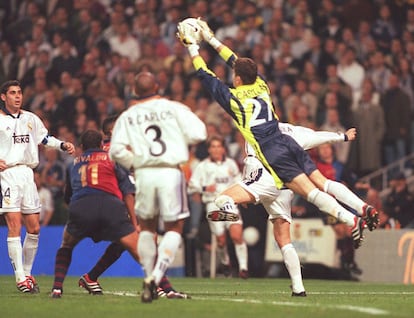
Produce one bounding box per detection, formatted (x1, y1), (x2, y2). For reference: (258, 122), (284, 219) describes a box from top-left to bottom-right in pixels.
(192, 49), (285, 189)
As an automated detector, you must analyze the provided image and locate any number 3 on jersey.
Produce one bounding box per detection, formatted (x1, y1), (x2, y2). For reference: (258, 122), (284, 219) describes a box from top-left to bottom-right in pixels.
(145, 124), (166, 156)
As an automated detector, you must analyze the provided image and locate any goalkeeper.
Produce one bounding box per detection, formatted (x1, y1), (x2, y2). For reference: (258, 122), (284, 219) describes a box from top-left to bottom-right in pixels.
(177, 19), (379, 252)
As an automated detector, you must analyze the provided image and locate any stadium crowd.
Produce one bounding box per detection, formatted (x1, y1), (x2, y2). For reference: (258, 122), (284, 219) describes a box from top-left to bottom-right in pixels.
(1, 1), (413, 236)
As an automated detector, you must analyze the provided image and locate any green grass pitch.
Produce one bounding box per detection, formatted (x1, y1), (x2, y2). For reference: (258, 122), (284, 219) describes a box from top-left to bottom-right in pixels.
(1, 275), (413, 318)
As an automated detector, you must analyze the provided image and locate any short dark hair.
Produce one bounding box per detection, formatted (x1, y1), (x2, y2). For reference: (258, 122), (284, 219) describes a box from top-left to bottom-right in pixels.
(1, 80), (20, 95)
(234, 58), (257, 85)
(80, 130), (102, 150)
(102, 115), (119, 137)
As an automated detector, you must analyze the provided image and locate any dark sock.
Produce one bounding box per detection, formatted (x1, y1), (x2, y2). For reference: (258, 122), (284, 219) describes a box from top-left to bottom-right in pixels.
(88, 242), (125, 281)
(158, 276), (174, 293)
(53, 247), (73, 290)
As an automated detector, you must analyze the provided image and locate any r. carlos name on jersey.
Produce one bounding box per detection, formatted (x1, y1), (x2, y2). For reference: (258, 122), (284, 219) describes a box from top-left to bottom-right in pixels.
(127, 110), (174, 125)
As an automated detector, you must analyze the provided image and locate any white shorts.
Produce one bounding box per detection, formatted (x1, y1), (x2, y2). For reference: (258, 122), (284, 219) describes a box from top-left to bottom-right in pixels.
(239, 156), (293, 223)
(205, 201), (243, 236)
(134, 167), (189, 222)
(0, 165), (41, 214)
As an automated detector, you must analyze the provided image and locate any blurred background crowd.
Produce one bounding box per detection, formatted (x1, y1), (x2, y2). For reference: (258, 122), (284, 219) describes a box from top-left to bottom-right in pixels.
(1, 0), (414, 277)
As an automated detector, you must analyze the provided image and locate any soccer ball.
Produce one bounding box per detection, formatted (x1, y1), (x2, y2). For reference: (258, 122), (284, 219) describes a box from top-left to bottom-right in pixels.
(180, 17), (203, 44)
(243, 226), (260, 246)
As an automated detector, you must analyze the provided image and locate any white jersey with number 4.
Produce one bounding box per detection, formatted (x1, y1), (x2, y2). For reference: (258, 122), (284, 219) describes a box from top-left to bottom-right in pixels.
(0, 110), (48, 168)
(109, 96), (207, 169)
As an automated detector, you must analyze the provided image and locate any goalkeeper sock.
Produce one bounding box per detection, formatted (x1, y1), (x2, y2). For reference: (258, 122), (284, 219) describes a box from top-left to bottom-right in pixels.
(23, 233), (39, 276)
(88, 242), (125, 281)
(324, 179), (365, 216)
(307, 188), (355, 226)
(7, 236), (25, 283)
(53, 247), (73, 290)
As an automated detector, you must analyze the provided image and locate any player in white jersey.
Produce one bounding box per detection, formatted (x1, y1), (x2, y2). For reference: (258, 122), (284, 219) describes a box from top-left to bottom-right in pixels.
(0, 80), (75, 293)
(188, 135), (248, 278)
(238, 123), (358, 296)
(109, 71), (207, 303)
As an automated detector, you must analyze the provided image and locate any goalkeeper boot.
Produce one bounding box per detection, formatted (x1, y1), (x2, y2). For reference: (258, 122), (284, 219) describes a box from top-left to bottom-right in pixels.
(16, 278), (33, 293)
(362, 204), (379, 231)
(351, 217), (367, 249)
(141, 276), (157, 303)
(79, 274), (103, 295)
(26, 275), (40, 294)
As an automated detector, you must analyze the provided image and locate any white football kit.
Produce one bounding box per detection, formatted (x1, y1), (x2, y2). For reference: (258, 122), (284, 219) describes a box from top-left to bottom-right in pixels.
(0, 110), (63, 214)
(240, 123), (348, 223)
(188, 156), (243, 235)
(109, 95), (207, 221)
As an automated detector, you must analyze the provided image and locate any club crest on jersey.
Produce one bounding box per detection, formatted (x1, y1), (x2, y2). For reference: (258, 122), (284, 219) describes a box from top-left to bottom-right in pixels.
(27, 122), (32, 130)
(12, 133), (30, 144)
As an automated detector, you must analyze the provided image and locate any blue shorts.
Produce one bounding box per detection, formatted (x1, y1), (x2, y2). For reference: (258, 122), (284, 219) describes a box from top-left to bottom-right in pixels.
(66, 193), (135, 243)
(260, 133), (317, 183)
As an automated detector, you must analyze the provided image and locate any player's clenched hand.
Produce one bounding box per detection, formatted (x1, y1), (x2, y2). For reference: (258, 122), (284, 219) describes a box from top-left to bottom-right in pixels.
(62, 142), (75, 154)
(345, 128), (356, 141)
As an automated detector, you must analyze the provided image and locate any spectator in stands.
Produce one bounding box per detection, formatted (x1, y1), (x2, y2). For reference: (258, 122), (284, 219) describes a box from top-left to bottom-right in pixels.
(0, 40), (19, 83)
(337, 46), (365, 99)
(371, 4), (398, 54)
(49, 38), (80, 84)
(34, 170), (54, 226)
(381, 73), (412, 165)
(383, 172), (414, 229)
(108, 21), (141, 65)
(350, 78), (385, 177)
(319, 108), (351, 164)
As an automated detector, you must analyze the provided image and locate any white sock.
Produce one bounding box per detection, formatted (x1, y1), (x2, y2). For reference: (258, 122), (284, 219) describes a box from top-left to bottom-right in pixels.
(7, 237), (26, 283)
(281, 243), (305, 293)
(152, 231), (181, 285)
(324, 180), (365, 216)
(307, 188), (355, 226)
(217, 245), (230, 266)
(234, 243), (248, 271)
(23, 233), (39, 276)
(137, 231), (157, 277)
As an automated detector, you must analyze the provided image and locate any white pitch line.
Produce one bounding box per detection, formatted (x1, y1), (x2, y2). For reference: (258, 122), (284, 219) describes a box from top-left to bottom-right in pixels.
(106, 291), (390, 316)
(196, 297), (390, 316)
(274, 291), (414, 295)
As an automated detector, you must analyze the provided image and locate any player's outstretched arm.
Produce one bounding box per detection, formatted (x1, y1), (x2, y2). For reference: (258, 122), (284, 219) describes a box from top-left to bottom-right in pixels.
(278, 123), (356, 150)
(197, 18), (237, 66)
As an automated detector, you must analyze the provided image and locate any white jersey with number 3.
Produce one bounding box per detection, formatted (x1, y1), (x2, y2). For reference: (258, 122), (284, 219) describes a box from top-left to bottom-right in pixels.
(109, 96), (207, 169)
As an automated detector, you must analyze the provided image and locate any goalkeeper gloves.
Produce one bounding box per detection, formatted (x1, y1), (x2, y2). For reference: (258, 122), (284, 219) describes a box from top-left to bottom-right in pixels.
(196, 18), (222, 50)
(196, 18), (214, 42)
(176, 21), (198, 47)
